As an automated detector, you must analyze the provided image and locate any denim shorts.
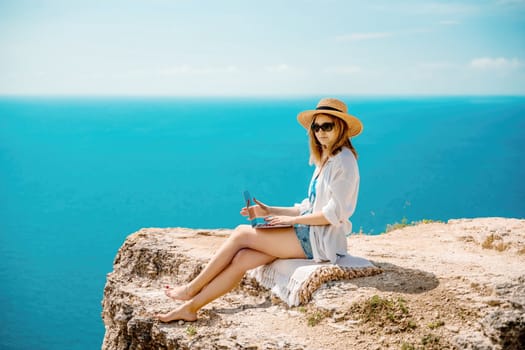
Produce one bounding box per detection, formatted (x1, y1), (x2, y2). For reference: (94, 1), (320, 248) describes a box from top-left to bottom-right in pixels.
(294, 224), (313, 259)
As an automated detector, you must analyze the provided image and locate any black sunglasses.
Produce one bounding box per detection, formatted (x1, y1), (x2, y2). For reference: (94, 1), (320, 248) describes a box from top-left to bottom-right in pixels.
(311, 122), (335, 133)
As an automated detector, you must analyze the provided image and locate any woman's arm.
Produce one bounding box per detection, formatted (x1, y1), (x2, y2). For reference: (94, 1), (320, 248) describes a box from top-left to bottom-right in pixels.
(266, 211), (330, 226)
(292, 211), (330, 225)
(268, 205), (301, 216)
(240, 198), (301, 218)
(254, 198), (301, 217)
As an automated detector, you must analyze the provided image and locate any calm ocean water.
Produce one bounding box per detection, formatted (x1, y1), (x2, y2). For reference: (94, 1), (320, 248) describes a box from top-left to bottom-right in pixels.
(1, 96), (524, 349)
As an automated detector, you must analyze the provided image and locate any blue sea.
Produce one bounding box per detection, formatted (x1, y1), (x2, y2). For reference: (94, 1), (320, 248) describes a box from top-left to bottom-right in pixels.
(1, 96), (524, 349)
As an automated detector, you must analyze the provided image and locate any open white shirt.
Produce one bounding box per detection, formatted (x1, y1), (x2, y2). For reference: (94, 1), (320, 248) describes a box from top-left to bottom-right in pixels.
(295, 147), (360, 263)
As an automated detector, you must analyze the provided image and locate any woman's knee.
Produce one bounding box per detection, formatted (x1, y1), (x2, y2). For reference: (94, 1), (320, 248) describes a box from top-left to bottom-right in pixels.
(229, 225), (253, 246)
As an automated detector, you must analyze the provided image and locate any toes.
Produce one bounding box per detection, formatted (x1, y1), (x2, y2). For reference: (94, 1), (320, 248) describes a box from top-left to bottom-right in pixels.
(154, 313), (170, 322)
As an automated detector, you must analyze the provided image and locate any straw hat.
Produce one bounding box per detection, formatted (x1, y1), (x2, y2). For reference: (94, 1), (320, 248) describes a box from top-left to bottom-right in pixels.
(297, 98), (363, 137)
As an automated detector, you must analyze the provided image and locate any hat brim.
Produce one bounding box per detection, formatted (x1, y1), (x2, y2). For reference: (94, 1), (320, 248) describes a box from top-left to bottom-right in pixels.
(297, 110), (363, 137)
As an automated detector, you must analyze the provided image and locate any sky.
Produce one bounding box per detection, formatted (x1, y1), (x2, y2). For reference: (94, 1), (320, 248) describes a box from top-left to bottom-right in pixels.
(1, 0), (524, 96)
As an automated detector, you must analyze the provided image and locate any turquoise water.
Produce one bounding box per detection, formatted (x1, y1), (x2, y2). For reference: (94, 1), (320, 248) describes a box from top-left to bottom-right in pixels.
(1, 96), (524, 349)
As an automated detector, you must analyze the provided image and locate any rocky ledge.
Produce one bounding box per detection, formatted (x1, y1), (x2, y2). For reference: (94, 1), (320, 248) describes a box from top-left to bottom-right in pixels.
(101, 218), (525, 350)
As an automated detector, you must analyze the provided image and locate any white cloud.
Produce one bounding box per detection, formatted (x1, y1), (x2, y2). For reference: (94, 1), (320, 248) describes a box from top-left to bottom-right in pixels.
(264, 64), (290, 73)
(335, 32), (393, 42)
(324, 65), (363, 74)
(469, 57), (523, 70)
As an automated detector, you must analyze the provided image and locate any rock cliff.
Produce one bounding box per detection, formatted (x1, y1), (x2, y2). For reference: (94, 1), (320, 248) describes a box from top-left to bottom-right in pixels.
(101, 218), (525, 349)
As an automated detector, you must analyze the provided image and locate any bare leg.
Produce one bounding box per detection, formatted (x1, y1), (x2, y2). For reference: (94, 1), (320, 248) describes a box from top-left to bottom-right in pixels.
(165, 225), (304, 301)
(155, 226), (307, 322)
(163, 228), (248, 300)
(155, 248), (276, 322)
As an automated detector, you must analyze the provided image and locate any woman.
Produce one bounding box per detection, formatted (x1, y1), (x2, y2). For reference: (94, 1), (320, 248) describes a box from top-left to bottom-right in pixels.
(155, 97), (362, 322)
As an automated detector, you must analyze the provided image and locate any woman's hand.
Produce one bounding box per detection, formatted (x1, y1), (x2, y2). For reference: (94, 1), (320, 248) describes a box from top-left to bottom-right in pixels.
(240, 198), (271, 219)
(264, 215), (296, 226)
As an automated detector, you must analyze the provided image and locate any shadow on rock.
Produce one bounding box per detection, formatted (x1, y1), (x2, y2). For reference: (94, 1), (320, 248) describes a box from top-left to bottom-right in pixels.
(351, 261), (439, 294)
(213, 298), (272, 315)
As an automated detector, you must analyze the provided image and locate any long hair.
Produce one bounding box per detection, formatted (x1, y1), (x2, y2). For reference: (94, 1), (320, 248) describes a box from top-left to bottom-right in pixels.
(308, 114), (358, 166)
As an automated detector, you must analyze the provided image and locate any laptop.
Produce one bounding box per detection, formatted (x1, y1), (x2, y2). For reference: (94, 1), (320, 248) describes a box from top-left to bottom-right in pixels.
(243, 190), (292, 229)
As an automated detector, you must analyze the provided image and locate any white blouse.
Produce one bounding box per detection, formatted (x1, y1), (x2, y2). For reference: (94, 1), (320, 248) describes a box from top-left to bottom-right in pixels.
(295, 147), (360, 263)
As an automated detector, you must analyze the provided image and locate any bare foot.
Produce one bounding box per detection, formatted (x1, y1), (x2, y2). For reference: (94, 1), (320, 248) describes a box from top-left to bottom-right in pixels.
(164, 285), (192, 301)
(154, 304), (197, 323)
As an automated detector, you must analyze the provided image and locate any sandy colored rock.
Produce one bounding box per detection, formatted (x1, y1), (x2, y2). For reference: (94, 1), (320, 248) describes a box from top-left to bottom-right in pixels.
(101, 218), (525, 349)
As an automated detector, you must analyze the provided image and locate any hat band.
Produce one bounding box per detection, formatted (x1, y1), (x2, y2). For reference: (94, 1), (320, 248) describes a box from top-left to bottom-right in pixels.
(316, 106), (343, 113)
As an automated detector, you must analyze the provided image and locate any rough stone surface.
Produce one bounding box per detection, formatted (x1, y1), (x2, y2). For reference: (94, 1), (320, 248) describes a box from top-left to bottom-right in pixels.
(102, 218), (525, 349)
